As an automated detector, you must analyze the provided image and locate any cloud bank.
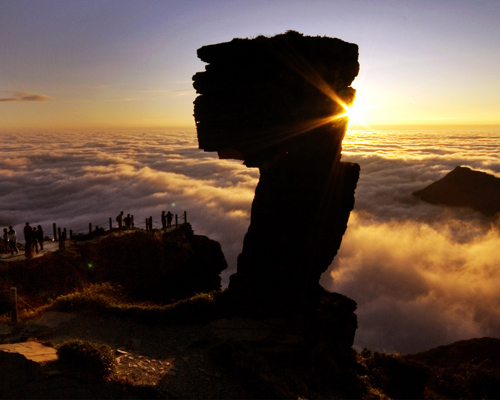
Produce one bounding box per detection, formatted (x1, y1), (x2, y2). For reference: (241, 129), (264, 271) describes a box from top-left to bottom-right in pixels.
(1, 127), (499, 354)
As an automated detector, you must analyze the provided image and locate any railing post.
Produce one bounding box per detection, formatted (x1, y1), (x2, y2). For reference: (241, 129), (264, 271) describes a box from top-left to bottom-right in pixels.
(149, 216), (153, 230)
(70, 230), (73, 239)
(63, 228), (67, 240)
(175, 214), (178, 228)
(89, 223), (92, 234)
(53, 223), (57, 241)
(184, 211), (187, 223)
(109, 217), (112, 231)
(58, 227), (62, 240)
(10, 287), (18, 324)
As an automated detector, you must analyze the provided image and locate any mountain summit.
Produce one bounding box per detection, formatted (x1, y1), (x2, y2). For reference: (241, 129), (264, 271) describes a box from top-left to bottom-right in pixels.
(413, 166), (500, 216)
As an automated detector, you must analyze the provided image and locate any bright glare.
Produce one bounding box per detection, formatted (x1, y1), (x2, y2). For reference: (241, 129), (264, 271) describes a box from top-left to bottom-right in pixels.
(344, 103), (366, 127)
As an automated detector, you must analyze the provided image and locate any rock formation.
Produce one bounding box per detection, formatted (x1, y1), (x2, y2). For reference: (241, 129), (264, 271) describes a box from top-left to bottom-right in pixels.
(193, 31), (360, 317)
(413, 166), (500, 216)
(80, 224), (228, 302)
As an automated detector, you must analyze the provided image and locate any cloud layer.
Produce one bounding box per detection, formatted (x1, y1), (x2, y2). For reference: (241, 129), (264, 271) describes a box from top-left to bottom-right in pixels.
(1, 127), (499, 354)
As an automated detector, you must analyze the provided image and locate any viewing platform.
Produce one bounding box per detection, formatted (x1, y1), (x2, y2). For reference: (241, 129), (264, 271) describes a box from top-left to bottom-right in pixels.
(1, 212), (187, 263)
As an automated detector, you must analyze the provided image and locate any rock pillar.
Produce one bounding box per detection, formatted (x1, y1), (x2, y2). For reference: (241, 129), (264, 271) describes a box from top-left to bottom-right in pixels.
(193, 31), (360, 317)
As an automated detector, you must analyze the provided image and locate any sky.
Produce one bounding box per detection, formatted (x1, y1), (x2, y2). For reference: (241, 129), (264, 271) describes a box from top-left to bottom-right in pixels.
(1, 0), (500, 130)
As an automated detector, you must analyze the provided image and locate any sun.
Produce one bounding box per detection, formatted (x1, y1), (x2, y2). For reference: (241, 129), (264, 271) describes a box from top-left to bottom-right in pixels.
(344, 102), (367, 127)
(327, 101), (368, 128)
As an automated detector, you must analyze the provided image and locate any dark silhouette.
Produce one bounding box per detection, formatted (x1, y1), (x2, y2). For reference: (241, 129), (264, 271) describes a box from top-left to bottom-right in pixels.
(161, 211), (167, 230)
(413, 166), (500, 216)
(59, 229), (66, 250)
(7, 226), (18, 255)
(166, 211), (173, 228)
(2, 228), (7, 254)
(116, 211), (124, 230)
(31, 227), (39, 254)
(23, 222), (32, 258)
(123, 214), (132, 230)
(193, 31), (360, 318)
(37, 225), (44, 250)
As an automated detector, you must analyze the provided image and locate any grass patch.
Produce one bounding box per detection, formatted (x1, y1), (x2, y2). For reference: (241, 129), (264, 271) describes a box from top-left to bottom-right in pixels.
(47, 282), (230, 325)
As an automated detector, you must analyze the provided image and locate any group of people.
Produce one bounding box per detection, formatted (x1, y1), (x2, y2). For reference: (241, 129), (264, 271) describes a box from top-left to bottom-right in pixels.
(23, 223), (45, 257)
(2, 223), (44, 257)
(2, 226), (19, 256)
(116, 211), (134, 230)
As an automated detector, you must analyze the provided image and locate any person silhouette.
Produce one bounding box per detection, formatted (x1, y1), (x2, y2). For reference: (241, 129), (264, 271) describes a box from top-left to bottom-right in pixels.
(31, 227), (39, 254)
(37, 225), (44, 251)
(2, 228), (8, 254)
(116, 211), (124, 230)
(123, 214), (132, 230)
(8, 226), (18, 256)
(23, 222), (32, 257)
(161, 211), (167, 230)
(166, 211), (173, 228)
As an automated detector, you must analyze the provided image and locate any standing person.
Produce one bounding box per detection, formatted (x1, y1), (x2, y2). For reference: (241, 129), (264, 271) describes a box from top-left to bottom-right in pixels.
(59, 229), (66, 250)
(8, 226), (18, 256)
(123, 214), (132, 230)
(166, 211), (173, 228)
(116, 211), (124, 230)
(31, 227), (39, 254)
(161, 211), (167, 230)
(2, 228), (8, 254)
(37, 225), (44, 251)
(23, 222), (32, 257)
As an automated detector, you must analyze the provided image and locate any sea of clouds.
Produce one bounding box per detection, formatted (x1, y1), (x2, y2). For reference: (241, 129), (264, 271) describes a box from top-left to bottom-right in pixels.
(1, 127), (499, 354)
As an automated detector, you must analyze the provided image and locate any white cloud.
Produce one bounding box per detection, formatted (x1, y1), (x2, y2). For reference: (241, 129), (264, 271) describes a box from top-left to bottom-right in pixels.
(321, 213), (500, 353)
(1, 127), (499, 354)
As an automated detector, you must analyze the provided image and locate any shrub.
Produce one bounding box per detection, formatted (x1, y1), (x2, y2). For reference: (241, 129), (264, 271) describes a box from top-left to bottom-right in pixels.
(57, 339), (116, 379)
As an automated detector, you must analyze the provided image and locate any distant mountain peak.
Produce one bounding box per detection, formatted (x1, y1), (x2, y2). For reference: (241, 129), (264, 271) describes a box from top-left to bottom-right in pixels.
(413, 166), (500, 216)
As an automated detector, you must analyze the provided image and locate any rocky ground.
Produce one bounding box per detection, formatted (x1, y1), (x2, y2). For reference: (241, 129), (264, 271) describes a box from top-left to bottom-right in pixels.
(0, 311), (249, 399)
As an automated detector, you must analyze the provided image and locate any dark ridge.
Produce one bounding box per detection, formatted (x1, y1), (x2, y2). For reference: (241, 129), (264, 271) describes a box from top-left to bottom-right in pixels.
(413, 166), (500, 216)
(408, 337), (500, 369)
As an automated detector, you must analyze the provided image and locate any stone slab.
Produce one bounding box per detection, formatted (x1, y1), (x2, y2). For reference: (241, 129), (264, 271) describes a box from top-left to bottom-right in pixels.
(0, 341), (58, 363)
(29, 311), (75, 328)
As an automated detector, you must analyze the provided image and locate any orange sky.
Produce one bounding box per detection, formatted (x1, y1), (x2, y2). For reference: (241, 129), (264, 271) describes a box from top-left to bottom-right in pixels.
(1, 0), (499, 131)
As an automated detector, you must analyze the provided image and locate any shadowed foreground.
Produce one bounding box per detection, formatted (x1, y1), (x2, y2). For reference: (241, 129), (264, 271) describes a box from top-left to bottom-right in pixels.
(2, 287), (500, 399)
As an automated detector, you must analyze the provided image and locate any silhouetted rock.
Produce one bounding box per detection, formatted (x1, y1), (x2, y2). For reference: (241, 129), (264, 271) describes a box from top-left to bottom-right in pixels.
(80, 224), (228, 302)
(193, 31), (360, 317)
(193, 30), (358, 167)
(413, 166), (500, 216)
